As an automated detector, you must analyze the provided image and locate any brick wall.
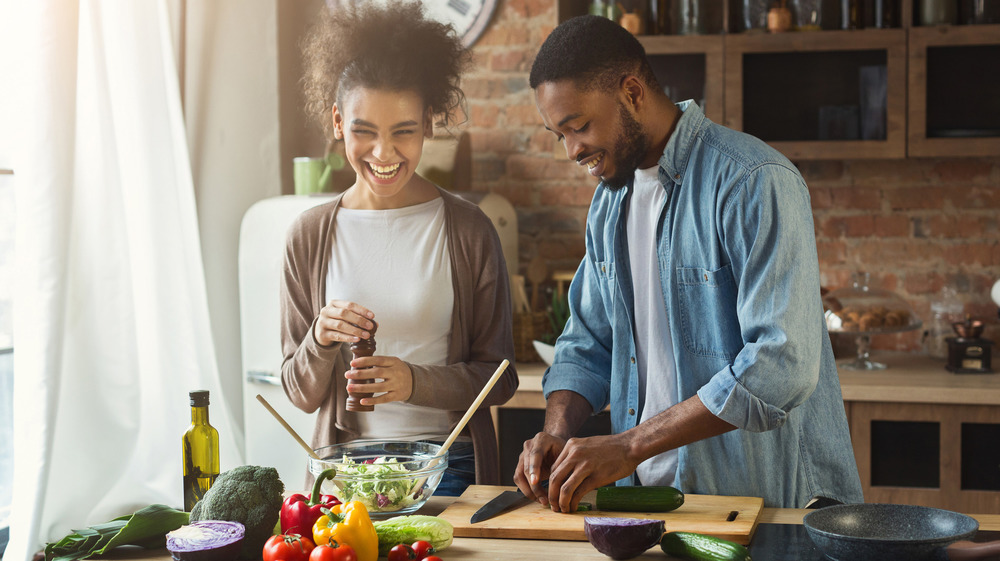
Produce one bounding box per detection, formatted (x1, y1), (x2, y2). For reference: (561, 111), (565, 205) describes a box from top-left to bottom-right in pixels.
(465, 0), (1000, 351)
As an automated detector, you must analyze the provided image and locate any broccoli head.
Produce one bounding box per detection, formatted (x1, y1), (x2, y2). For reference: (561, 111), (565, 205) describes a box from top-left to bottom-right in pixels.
(190, 465), (284, 560)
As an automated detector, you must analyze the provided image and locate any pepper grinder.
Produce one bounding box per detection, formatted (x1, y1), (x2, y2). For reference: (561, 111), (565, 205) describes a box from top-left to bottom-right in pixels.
(347, 320), (378, 412)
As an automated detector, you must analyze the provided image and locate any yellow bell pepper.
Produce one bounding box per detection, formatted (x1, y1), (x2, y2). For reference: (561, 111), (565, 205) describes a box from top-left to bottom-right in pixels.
(312, 501), (378, 561)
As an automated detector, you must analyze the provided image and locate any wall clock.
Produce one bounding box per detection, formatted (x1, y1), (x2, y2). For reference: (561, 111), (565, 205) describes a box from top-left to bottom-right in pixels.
(331, 0), (498, 47)
(419, 0), (498, 47)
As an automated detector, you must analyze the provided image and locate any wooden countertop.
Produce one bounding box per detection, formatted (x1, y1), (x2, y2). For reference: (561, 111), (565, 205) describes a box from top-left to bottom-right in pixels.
(96, 496), (1000, 561)
(505, 352), (1000, 408)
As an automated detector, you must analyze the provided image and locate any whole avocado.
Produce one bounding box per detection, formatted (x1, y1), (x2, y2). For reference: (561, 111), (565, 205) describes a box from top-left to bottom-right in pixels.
(190, 465), (284, 560)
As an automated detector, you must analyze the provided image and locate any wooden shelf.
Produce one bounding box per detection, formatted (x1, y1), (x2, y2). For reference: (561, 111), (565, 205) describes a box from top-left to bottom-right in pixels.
(907, 24), (1000, 157)
(556, 2), (999, 160)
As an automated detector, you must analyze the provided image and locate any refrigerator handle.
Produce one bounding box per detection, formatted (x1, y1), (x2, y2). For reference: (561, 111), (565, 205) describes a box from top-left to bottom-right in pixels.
(247, 370), (282, 386)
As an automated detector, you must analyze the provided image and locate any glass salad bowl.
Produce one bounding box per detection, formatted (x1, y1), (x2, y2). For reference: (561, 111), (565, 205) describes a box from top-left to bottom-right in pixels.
(308, 440), (447, 517)
(823, 272), (922, 370)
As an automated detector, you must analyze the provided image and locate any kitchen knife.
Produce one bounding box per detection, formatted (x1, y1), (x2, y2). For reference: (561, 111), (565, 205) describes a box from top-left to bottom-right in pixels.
(470, 489), (533, 524)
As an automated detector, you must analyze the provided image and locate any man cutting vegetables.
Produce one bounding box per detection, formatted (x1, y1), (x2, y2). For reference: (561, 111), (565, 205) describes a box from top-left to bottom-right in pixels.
(513, 15), (864, 511)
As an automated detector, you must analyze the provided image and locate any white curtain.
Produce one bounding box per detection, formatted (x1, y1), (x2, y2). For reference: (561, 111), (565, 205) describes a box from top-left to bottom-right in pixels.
(2, 2), (243, 559)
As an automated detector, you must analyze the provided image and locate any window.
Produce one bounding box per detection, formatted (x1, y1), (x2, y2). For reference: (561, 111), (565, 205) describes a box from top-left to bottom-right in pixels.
(0, 168), (13, 554)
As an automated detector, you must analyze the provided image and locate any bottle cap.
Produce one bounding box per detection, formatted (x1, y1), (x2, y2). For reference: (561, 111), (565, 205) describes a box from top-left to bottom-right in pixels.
(189, 390), (210, 407)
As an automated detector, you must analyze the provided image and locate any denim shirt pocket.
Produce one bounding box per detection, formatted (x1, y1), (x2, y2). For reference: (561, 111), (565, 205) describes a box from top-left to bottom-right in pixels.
(676, 265), (742, 360)
(594, 260), (617, 317)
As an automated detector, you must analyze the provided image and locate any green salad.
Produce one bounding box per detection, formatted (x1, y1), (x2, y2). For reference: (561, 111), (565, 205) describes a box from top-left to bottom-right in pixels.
(332, 456), (424, 511)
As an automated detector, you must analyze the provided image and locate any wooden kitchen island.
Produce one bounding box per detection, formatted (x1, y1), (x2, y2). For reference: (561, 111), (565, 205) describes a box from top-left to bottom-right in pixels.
(497, 353), (1000, 514)
(97, 496), (1000, 561)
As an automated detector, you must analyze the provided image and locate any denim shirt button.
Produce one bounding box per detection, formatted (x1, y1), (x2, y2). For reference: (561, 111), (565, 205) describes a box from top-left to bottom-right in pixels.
(628, 408), (635, 416)
(630, 356), (636, 364)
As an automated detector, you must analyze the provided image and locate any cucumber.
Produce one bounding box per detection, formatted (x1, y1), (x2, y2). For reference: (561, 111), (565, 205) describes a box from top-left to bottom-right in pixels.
(594, 486), (685, 512)
(660, 531), (752, 561)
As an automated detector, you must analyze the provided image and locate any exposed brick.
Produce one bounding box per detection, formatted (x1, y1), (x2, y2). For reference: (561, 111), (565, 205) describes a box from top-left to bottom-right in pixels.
(504, 104), (543, 127)
(932, 159), (993, 183)
(820, 215), (876, 238)
(816, 240), (847, 264)
(830, 186), (881, 210)
(476, 25), (533, 48)
(874, 215), (910, 237)
(471, 156), (506, 183)
(462, 77), (514, 99)
(953, 186), (1000, 209)
(470, 130), (526, 154)
(913, 215), (961, 239)
(504, 0), (554, 18)
(538, 235), (586, 263)
(490, 49), (534, 73)
(903, 272), (948, 295)
(470, 104), (501, 128)
(852, 239), (938, 267)
(507, 154), (591, 181)
(848, 159), (931, 185)
(942, 243), (995, 267)
(885, 186), (949, 211)
(491, 182), (534, 207)
(798, 160), (845, 182)
(539, 182), (599, 206)
(809, 186), (834, 210)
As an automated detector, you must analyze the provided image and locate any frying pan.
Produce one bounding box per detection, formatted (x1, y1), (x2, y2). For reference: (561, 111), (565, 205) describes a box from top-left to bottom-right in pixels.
(803, 503), (1000, 561)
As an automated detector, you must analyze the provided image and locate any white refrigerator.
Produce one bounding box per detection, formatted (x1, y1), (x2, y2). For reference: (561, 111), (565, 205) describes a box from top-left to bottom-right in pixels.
(238, 194), (332, 488)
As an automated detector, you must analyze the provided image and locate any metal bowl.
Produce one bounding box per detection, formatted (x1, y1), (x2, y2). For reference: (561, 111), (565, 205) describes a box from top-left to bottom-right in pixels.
(309, 440), (447, 517)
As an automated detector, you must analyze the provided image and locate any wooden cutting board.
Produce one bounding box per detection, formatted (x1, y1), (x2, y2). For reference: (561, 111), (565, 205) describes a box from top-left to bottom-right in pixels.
(439, 485), (764, 544)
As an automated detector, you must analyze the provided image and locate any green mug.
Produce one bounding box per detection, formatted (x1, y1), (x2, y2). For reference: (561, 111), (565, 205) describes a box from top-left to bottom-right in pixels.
(293, 157), (330, 195)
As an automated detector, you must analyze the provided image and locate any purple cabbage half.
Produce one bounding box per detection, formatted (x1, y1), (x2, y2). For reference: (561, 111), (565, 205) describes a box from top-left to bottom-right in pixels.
(584, 516), (666, 560)
(166, 520), (245, 561)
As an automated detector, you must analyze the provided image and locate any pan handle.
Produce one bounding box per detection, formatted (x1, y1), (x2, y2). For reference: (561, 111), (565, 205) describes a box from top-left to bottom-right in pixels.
(946, 539), (1000, 561)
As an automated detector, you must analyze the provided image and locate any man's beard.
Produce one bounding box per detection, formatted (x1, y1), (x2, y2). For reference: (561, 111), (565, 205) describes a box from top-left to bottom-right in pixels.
(602, 102), (651, 192)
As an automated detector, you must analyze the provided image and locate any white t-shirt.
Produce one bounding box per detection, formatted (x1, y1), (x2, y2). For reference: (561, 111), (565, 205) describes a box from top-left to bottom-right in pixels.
(325, 197), (455, 441)
(627, 166), (679, 486)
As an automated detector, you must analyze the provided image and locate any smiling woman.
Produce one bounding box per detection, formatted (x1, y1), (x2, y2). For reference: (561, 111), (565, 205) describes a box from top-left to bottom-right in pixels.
(279, 0), (517, 499)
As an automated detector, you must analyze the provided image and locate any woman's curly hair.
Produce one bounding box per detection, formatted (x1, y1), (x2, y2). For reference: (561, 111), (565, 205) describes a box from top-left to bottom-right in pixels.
(302, 1), (471, 142)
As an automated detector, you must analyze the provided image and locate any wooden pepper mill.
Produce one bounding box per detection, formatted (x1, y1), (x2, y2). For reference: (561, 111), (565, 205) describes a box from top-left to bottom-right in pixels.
(347, 320), (378, 412)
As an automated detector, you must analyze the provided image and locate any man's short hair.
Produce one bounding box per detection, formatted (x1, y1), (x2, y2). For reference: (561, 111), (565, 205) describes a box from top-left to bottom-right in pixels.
(529, 15), (660, 93)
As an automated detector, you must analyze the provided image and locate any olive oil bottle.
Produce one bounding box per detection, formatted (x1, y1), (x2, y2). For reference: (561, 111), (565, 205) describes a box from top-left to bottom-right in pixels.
(182, 390), (219, 511)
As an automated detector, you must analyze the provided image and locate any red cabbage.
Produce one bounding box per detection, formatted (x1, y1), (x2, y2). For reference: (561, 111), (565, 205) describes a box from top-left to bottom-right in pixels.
(166, 520), (245, 561)
(584, 516), (665, 560)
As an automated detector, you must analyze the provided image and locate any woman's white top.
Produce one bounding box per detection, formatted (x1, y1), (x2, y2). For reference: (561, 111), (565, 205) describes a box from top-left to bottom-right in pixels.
(325, 197), (455, 441)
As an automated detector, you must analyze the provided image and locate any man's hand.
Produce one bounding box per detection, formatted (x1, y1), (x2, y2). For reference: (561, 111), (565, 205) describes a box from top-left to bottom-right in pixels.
(513, 432), (566, 506)
(547, 433), (640, 513)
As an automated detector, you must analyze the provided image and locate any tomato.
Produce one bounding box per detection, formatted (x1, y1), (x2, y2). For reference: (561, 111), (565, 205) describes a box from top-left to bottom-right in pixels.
(309, 542), (358, 561)
(423, 556), (443, 561)
(263, 534), (315, 561)
(387, 544), (416, 561)
(411, 540), (435, 560)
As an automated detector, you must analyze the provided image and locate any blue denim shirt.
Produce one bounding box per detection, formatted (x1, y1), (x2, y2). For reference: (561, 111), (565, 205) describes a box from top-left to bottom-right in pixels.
(543, 101), (863, 508)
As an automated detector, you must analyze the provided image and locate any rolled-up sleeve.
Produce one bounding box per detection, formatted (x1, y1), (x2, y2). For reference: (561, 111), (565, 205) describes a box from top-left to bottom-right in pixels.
(698, 164), (823, 432)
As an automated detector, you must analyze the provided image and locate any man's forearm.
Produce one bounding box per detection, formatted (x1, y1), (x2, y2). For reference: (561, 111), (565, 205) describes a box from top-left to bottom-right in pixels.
(624, 394), (736, 464)
(543, 389), (594, 440)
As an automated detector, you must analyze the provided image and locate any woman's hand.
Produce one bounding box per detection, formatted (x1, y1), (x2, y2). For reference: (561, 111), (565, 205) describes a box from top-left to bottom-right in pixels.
(345, 356), (413, 405)
(313, 300), (375, 347)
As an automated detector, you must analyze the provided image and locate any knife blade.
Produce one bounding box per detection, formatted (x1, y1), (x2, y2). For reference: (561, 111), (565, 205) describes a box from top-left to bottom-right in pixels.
(470, 481), (549, 524)
(470, 489), (532, 524)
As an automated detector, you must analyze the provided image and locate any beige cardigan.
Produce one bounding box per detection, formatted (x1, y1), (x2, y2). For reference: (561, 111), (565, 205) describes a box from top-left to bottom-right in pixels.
(279, 188), (518, 486)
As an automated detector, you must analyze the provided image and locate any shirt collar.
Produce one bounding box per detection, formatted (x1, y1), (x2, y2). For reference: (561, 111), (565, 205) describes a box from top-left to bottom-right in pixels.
(657, 100), (707, 185)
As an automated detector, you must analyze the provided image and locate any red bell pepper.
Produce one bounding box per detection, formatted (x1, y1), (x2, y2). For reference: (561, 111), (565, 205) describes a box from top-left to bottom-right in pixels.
(281, 468), (342, 535)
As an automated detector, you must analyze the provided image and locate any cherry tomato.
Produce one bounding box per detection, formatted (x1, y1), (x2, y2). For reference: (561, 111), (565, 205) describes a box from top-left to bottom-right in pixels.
(263, 534), (315, 561)
(387, 544), (417, 561)
(309, 542), (358, 561)
(411, 540), (435, 560)
(423, 556), (443, 561)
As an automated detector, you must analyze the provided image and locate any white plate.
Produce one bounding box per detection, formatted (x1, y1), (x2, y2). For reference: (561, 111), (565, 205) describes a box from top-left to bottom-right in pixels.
(532, 340), (555, 366)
